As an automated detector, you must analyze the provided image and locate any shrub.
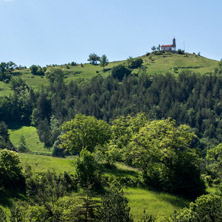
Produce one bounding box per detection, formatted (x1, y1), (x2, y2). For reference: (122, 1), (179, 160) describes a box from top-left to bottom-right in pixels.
(178, 49), (185, 55)
(111, 64), (131, 81)
(170, 194), (222, 221)
(98, 184), (133, 222)
(0, 149), (24, 189)
(75, 149), (102, 189)
(127, 57), (143, 69)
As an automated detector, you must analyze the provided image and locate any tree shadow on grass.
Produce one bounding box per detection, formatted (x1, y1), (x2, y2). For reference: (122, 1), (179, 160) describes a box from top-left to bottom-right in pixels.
(154, 191), (190, 209)
(103, 68), (111, 72)
(102, 163), (138, 178)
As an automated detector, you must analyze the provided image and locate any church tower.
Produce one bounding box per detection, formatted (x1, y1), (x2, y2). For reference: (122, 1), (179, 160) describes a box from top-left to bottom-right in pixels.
(173, 38), (176, 47)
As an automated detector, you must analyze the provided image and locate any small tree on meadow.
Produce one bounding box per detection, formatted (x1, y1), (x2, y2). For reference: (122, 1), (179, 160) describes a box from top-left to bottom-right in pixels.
(88, 53), (100, 65)
(98, 184), (133, 222)
(100, 54), (109, 71)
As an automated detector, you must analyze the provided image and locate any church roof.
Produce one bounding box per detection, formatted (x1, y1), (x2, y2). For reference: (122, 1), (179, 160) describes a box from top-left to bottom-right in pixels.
(161, 44), (174, 48)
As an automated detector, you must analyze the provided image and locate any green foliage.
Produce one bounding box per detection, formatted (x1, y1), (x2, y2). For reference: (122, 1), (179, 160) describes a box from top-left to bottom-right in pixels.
(10, 196), (84, 222)
(100, 54), (109, 71)
(170, 194), (222, 222)
(111, 64), (131, 81)
(139, 210), (156, 222)
(60, 114), (111, 153)
(30, 65), (46, 76)
(177, 49), (185, 55)
(95, 142), (121, 166)
(10, 201), (49, 222)
(206, 143), (222, 181)
(98, 184), (133, 222)
(127, 57), (143, 69)
(0, 207), (7, 222)
(0, 149), (24, 188)
(111, 113), (148, 149)
(10, 77), (29, 93)
(88, 53), (100, 65)
(130, 119), (205, 198)
(75, 149), (101, 189)
(45, 68), (64, 85)
(0, 121), (14, 150)
(26, 170), (77, 206)
(0, 61), (17, 82)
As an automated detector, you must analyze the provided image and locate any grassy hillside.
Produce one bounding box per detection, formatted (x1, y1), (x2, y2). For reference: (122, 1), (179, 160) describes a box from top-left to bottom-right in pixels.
(9, 126), (52, 155)
(125, 188), (189, 221)
(142, 52), (218, 75)
(19, 153), (76, 174)
(17, 153), (189, 221)
(0, 52), (219, 97)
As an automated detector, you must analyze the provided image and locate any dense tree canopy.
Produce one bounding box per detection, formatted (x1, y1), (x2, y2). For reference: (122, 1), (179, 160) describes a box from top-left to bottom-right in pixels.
(60, 114), (112, 153)
(129, 119), (205, 198)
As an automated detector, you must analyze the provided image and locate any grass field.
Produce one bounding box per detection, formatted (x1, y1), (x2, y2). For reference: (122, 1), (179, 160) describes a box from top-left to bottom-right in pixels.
(125, 187), (189, 221)
(9, 126), (52, 155)
(142, 52), (218, 75)
(0, 52), (219, 97)
(19, 153), (76, 174)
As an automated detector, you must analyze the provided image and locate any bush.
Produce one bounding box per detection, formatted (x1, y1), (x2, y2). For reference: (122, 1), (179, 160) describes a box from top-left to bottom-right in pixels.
(178, 49), (185, 55)
(70, 61), (77, 66)
(75, 149), (102, 189)
(171, 194), (222, 221)
(98, 184), (133, 222)
(30, 65), (46, 76)
(111, 64), (131, 81)
(127, 57), (143, 69)
(0, 149), (24, 189)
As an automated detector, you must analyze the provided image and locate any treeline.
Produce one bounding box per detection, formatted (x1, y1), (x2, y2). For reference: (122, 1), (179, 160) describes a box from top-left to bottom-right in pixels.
(1, 63), (222, 149)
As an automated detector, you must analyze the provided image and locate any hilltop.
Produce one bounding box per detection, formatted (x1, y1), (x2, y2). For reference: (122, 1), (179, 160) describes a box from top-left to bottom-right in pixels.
(0, 52), (219, 97)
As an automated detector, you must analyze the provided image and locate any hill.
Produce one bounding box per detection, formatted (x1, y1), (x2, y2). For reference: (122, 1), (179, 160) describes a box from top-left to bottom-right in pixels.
(0, 52), (218, 97)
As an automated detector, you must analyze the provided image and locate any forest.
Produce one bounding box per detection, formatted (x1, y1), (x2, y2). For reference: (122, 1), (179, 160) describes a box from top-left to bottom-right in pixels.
(1, 53), (222, 221)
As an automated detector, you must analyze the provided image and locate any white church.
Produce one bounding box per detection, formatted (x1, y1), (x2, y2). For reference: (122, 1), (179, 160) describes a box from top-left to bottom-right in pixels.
(161, 38), (176, 51)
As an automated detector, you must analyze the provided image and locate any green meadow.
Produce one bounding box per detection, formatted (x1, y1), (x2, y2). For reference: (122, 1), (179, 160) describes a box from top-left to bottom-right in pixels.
(9, 126), (51, 155)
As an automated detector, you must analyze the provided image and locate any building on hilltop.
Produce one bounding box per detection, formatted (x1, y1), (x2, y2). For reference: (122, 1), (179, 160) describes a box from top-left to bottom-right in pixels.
(161, 38), (176, 51)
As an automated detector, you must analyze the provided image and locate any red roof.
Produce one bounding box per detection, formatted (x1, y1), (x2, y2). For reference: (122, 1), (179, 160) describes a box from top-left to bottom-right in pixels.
(161, 44), (174, 48)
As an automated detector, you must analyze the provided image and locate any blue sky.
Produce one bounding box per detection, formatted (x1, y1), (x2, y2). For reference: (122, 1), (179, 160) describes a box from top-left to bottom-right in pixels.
(0, 0), (221, 67)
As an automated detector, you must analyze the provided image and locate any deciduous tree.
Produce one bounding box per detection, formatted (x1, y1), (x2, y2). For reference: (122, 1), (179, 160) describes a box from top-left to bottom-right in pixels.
(87, 53), (100, 65)
(130, 118), (205, 198)
(60, 114), (111, 153)
(100, 54), (109, 71)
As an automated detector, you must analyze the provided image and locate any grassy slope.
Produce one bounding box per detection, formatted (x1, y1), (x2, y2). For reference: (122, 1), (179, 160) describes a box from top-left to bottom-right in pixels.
(0, 53), (218, 97)
(9, 126), (52, 155)
(125, 188), (189, 221)
(17, 154), (189, 221)
(142, 52), (218, 75)
(19, 153), (76, 174)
